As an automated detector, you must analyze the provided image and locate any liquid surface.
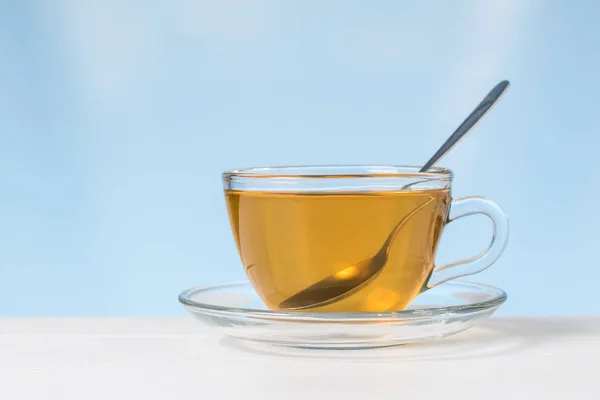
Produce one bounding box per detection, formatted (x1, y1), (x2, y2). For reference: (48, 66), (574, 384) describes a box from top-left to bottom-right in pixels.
(225, 189), (450, 312)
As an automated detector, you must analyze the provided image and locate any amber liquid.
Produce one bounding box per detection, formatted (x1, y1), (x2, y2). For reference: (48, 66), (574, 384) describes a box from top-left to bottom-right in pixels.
(225, 189), (451, 312)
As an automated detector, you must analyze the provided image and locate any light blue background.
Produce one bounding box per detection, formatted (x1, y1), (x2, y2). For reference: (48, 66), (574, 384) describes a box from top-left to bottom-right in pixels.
(1, 0), (598, 316)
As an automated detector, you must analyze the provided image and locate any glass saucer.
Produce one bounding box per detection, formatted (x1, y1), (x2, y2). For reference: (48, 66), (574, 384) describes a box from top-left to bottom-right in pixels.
(179, 280), (506, 350)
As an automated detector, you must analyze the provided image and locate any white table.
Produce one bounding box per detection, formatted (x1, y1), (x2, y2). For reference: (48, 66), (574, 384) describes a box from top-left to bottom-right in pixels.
(1, 317), (598, 399)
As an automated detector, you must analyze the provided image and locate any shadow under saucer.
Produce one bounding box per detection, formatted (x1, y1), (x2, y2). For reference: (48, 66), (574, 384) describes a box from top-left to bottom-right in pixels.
(218, 317), (600, 361)
(218, 323), (528, 362)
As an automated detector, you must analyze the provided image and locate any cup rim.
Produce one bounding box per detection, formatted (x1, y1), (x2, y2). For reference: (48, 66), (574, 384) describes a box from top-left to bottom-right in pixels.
(222, 165), (453, 180)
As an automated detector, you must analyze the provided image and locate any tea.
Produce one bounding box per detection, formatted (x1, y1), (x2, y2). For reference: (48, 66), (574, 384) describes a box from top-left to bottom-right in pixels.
(225, 189), (451, 312)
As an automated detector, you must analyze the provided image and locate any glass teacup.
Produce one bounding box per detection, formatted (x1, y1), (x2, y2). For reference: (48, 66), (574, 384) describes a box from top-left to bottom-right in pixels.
(223, 165), (508, 312)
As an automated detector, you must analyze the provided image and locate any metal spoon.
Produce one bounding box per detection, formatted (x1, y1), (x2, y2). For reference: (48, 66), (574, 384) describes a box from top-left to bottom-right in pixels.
(279, 80), (510, 310)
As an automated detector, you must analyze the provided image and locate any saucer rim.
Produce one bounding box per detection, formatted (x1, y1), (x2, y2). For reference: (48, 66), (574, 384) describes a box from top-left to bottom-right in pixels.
(178, 280), (507, 322)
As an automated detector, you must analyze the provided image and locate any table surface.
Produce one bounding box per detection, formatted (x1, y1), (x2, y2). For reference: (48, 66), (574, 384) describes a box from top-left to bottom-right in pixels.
(1, 317), (598, 399)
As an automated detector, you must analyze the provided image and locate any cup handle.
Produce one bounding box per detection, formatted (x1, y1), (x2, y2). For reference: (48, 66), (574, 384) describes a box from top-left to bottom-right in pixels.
(424, 196), (509, 289)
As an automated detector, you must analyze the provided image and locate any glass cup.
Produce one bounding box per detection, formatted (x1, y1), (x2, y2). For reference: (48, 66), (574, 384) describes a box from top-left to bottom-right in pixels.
(223, 165), (508, 313)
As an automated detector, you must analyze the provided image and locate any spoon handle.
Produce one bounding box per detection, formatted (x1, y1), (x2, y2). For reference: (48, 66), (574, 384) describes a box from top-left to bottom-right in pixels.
(419, 80), (510, 172)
